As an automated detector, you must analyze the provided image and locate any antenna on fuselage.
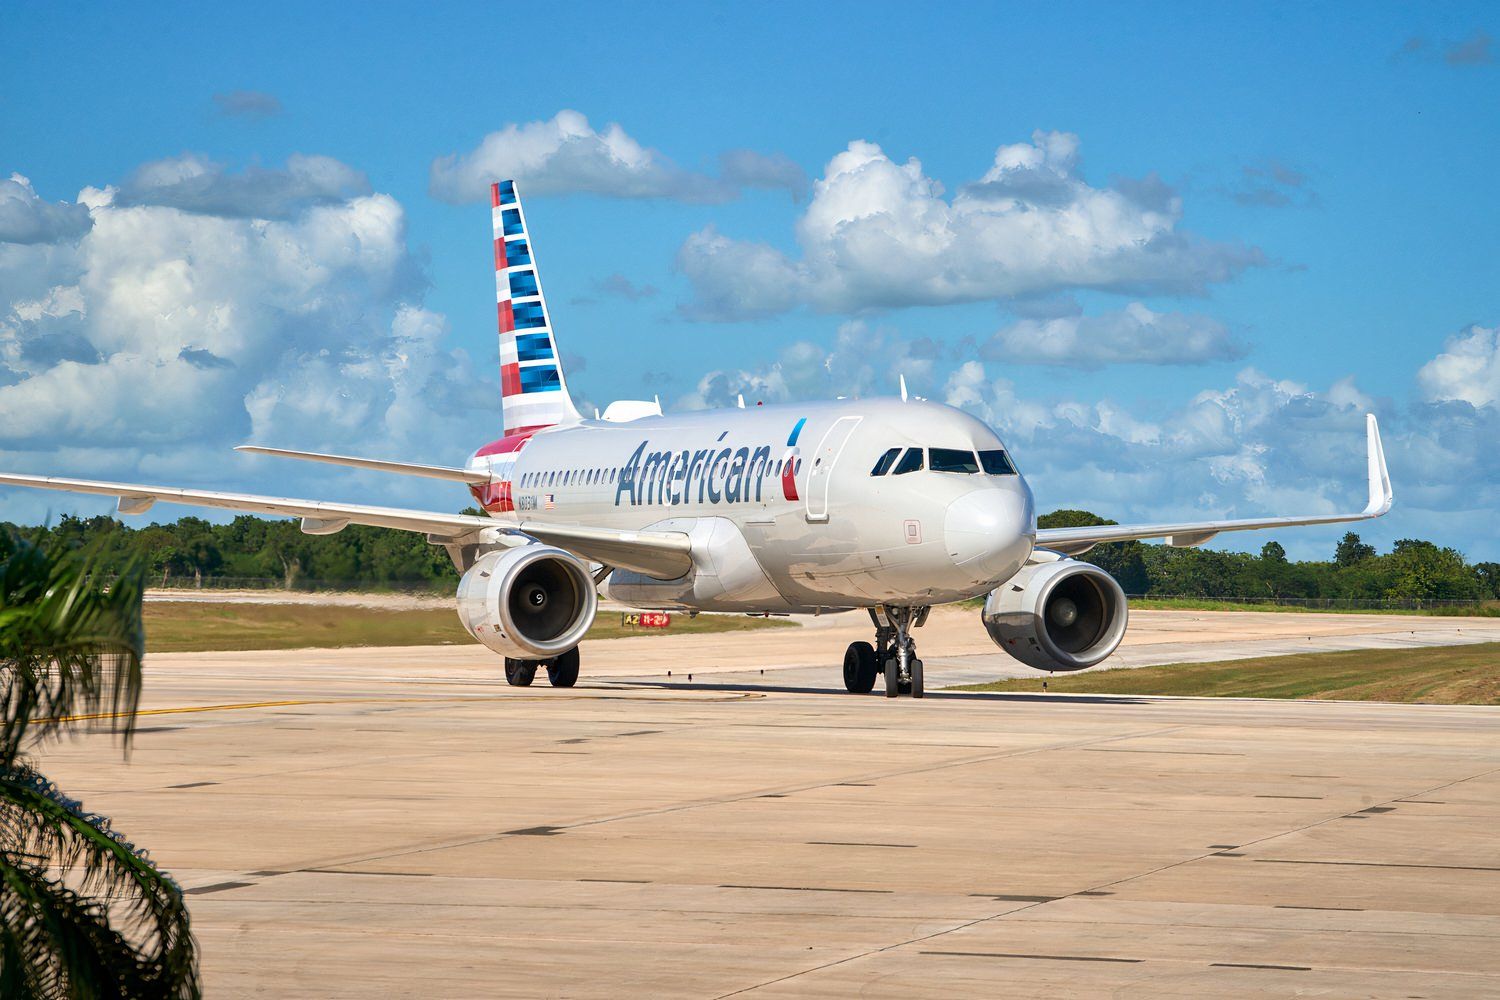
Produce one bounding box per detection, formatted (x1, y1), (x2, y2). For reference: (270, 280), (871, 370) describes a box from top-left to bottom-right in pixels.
(899, 373), (909, 402)
(737, 394), (745, 409)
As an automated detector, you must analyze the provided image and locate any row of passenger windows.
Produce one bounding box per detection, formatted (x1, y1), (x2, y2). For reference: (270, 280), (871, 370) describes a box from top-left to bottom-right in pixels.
(516, 459), (800, 490)
(870, 447), (1017, 477)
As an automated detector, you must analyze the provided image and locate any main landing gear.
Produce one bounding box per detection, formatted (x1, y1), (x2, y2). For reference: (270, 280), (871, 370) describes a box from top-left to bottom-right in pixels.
(844, 606), (929, 698)
(504, 646), (580, 688)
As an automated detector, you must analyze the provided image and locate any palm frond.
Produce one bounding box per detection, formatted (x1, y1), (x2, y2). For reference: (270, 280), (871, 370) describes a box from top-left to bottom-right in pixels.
(1, 857), (161, 998)
(0, 531), (199, 997)
(0, 533), (146, 767)
(0, 765), (198, 999)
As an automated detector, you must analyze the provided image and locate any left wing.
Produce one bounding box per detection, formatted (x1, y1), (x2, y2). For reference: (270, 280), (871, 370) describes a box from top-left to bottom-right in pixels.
(0, 472), (693, 579)
(1036, 414), (1393, 556)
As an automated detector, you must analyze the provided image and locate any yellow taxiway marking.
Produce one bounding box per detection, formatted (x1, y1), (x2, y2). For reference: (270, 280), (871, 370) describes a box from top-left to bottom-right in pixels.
(47, 690), (762, 724)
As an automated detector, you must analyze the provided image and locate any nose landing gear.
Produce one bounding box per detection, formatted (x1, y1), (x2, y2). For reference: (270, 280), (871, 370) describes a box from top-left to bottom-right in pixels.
(844, 606), (929, 697)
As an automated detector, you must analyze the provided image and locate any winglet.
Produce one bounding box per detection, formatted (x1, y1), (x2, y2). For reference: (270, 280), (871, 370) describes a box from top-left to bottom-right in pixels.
(1364, 413), (1393, 516)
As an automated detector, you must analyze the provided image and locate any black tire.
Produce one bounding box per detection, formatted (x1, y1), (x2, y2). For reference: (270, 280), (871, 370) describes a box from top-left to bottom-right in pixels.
(843, 641), (878, 693)
(884, 655), (900, 698)
(547, 646), (580, 688)
(910, 657), (924, 699)
(504, 658), (536, 687)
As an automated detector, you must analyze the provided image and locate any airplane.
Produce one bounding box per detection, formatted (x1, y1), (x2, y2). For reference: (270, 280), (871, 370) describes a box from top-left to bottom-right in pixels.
(0, 180), (1394, 697)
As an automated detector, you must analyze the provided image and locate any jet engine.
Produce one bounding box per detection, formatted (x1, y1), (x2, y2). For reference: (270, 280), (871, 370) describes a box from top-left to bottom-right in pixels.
(982, 558), (1127, 672)
(456, 546), (597, 659)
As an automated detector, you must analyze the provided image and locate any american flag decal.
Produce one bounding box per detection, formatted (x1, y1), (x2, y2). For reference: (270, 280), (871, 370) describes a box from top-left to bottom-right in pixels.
(492, 180), (580, 437)
(543, 493), (556, 510)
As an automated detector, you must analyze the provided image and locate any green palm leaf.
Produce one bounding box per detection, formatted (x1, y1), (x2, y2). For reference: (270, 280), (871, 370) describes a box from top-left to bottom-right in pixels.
(0, 532), (199, 998)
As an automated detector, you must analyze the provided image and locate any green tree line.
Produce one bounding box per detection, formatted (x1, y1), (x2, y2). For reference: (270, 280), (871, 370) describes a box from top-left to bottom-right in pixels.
(1040, 510), (1499, 603)
(3, 510), (1496, 602)
(1, 514), (459, 591)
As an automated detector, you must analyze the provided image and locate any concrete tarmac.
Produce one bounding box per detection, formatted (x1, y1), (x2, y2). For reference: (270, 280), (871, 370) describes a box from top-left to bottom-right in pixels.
(37, 610), (1500, 997)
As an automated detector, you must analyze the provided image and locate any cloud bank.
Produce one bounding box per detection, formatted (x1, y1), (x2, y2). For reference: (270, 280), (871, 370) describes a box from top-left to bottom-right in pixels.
(430, 110), (806, 204)
(0, 156), (494, 513)
(677, 131), (1266, 320)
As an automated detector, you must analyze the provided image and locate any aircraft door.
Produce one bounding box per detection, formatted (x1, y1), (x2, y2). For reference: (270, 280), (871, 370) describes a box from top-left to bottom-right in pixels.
(804, 416), (862, 523)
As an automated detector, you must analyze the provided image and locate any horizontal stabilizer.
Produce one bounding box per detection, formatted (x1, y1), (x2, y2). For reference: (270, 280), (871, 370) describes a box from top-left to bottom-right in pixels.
(235, 446), (490, 485)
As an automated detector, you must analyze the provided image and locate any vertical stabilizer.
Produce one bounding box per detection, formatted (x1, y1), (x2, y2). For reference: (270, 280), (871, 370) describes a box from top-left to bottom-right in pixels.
(492, 180), (581, 436)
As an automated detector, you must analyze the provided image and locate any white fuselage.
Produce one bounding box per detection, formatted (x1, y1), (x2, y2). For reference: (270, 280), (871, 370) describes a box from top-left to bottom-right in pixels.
(467, 398), (1036, 614)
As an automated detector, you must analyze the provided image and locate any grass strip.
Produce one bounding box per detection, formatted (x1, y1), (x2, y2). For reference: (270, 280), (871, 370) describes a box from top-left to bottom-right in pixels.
(953, 642), (1500, 705)
(144, 602), (791, 653)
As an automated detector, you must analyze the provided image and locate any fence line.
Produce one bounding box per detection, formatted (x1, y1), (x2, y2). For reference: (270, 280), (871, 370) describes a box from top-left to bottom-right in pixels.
(138, 575), (452, 595)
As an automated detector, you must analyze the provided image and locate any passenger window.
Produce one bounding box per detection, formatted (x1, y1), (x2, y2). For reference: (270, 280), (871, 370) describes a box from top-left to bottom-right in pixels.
(891, 448), (924, 475)
(870, 447), (901, 476)
(930, 448), (980, 474)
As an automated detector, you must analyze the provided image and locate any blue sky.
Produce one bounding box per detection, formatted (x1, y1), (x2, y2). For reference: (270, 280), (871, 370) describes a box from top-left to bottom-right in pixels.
(2, 2), (1497, 559)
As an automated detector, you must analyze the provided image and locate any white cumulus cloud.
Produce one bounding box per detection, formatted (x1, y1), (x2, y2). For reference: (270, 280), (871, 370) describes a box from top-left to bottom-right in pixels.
(677, 131), (1265, 320)
(429, 110), (806, 205)
(980, 302), (1243, 367)
(116, 153), (370, 219)
(0, 158), (499, 521)
(0, 174), (94, 245)
(1417, 324), (1499, 408)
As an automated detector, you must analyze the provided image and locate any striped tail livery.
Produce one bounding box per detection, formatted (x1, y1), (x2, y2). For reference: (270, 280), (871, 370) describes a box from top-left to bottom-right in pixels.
(492, 180), (581, 436)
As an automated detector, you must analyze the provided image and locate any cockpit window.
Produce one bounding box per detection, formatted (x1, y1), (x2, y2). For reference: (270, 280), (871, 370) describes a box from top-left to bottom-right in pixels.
(979, 449), (1017, 475)
(870, 447), (901, 476)
(891, 448), (924, 475)
(930, 448), (980, 474)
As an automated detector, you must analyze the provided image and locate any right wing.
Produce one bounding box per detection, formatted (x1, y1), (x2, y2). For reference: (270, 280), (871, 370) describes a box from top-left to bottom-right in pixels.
(1035, 413), (1393, 556)
(234, 445), (490, 485)
(0, 472), (693, 579)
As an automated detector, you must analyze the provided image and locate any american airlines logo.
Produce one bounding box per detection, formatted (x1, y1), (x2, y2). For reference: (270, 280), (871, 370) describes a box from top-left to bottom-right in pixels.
(614, 439), (792, 508)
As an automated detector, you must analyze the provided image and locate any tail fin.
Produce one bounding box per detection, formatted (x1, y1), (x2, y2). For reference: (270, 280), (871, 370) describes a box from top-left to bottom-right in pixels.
(492, 180), (581, 436)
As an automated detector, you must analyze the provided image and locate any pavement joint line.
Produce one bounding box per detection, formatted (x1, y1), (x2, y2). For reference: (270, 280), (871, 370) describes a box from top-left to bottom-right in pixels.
(1211, 962), (1311, 971)
(307, 723), (1193, 881)
(713, 760), (1500, 998)
(920, 951), (1141, 964)
(807, 841), (916, 849)
(1081, 747), (1244, 755)
(718, 884), (893, 894)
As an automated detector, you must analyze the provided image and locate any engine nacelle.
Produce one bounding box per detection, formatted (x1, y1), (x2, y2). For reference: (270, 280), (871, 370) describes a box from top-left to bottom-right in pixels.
(456, 546), (597, 659)
(982, 559), (1128, 672)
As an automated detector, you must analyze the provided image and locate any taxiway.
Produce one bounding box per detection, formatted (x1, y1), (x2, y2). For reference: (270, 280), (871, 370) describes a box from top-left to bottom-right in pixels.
(37, 610), (1500, 997)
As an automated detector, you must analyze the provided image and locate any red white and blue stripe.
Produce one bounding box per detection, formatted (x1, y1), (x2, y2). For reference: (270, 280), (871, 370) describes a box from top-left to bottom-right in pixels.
(493, 180), (580, 436)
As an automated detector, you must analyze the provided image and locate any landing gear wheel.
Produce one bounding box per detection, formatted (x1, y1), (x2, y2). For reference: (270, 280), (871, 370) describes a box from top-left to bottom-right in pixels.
(884, 656), (900, 698)
(546, 647), (580, 688)
(910, 657), (924, 698)
(843, 641), (878, 693)
(504, 658), (536, 687)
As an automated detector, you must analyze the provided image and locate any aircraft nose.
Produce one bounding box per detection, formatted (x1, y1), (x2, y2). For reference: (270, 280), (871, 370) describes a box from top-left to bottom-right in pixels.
(944, 488), (1034, 585)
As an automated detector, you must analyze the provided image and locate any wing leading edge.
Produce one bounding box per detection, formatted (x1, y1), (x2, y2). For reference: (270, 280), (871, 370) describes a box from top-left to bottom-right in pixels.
(0, 472), (692, 579)
(1035, 414), (1393, 557)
